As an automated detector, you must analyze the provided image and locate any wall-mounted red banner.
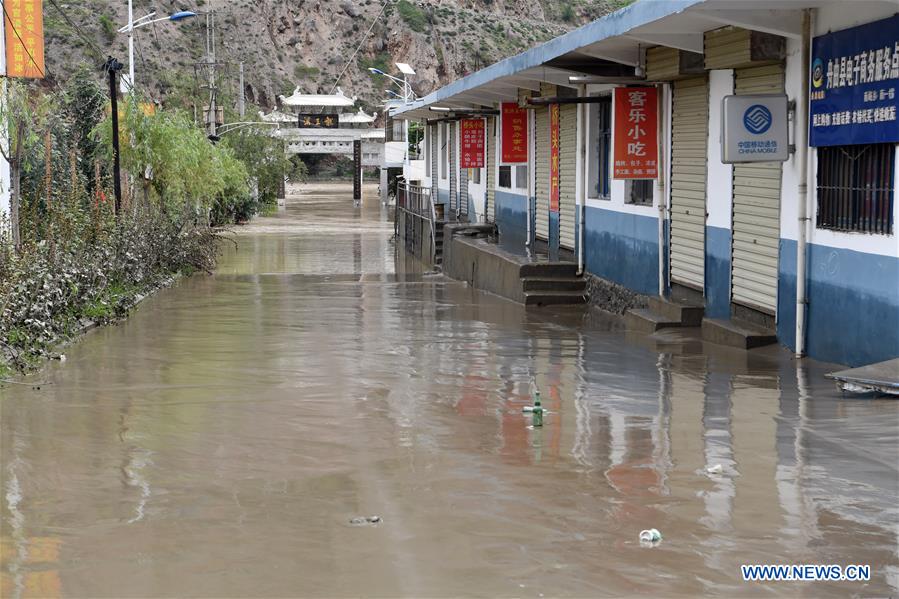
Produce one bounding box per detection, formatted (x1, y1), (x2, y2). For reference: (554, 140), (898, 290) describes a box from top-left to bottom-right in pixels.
(613, 87), (658, 179)
(460, 118), (485, 168)
(549, 103), (560, 213)
(501, 102), (528, 163)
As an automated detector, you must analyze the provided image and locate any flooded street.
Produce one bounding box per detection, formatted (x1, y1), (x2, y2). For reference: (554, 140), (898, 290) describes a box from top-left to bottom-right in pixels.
(2, 183), (898, 597)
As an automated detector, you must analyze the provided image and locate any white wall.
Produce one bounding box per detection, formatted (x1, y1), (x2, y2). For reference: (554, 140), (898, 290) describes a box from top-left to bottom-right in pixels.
(583, 83), (659, 220)
(782, 5), (899, 258)
(707, 70), (734, 231)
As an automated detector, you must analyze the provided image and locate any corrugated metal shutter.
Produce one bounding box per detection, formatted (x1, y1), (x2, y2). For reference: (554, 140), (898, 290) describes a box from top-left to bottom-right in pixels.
(559, 104), (577, 249)
(486, 117), (496, 223)
(449, 121), (457, 215)
(430, 124), (438, 204)
(460, 165), (469, 221)
(670, 76), (709, 290)
(731, 64), (783, 314)
(535, 106), (549, 240)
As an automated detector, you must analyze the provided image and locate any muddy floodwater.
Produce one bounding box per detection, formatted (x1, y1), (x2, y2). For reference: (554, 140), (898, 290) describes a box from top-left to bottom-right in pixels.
(2, 183), (898, 597)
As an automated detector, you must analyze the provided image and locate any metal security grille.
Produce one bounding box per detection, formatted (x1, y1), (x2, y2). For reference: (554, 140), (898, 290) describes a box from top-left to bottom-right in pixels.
(486, 117), (496, 223)
(449, 121), (458, 215)
(460, 164), (470, 221)
(430, 124), (438, 204)
(731, 64), (784, 314)
(559, 104), (577, 249)
(535, 106), (549, 240)
(817, 143), (894, 234)
(670, 76), (709, 290)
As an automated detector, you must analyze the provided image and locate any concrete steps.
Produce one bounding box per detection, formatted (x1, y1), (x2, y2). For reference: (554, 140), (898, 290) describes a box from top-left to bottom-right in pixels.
(521, 276), (587, 293)
(624, 309), (682, 333)
(434, 222), (445, 265)
(702, 318), (777, 349)
(518, 262), (586, 307)
(625, 297), (704, 332)
(524, 290), (587, 306)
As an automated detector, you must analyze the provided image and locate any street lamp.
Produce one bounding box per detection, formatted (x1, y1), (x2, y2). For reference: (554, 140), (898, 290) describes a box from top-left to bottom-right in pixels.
(117, 4), (196, 92)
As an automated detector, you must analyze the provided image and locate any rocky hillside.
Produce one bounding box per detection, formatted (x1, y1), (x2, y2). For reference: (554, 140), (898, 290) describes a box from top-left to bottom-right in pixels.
(43, 0), (631, 113)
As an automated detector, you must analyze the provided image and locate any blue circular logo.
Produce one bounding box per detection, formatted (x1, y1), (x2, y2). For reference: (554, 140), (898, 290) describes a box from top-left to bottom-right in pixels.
(743, 104), (772, 135)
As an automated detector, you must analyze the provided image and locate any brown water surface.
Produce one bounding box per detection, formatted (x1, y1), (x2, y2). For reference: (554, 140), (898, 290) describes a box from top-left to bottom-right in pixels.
(2, 183), (898, 597)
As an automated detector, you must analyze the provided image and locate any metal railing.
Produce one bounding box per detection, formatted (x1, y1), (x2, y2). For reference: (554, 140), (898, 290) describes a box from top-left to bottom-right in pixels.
(395, 181), (438, 263)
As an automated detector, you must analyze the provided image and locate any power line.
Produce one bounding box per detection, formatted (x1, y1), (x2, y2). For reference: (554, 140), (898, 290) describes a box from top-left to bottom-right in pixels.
(329, 0), (391, 95)
(0, 0), (45, 78)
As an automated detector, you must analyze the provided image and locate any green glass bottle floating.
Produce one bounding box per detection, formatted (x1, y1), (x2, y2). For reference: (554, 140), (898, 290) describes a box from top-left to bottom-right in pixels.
(532, 390), (544, 428)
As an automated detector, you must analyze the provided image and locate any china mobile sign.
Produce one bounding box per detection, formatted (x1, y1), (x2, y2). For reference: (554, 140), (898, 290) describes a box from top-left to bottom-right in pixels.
(809, 13), (899, 146)
(613, 87), (658, 179)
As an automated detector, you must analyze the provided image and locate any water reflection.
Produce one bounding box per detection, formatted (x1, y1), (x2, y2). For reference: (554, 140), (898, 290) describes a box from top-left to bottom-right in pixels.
(1, 183), (897, 597)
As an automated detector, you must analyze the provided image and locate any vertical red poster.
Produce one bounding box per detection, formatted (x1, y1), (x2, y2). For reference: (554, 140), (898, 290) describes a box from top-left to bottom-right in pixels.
(549, 103), (560, 213)
(613, 87), (658, 179)
(500, 102), (528, 163)
(459, 118), (485, 168)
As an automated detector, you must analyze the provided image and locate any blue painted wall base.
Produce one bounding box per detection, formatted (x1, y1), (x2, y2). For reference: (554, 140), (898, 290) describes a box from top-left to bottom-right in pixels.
(583, 205), (659, 295)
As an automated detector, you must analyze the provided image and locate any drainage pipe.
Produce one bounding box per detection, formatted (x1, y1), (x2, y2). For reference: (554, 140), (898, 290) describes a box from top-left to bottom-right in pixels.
(657, 82), (669, 297)
(796, 9), (813, 357)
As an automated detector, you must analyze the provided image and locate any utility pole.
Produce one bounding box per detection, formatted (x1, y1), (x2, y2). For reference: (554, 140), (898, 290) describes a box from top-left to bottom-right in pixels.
(126, 0), (134, 92)
(238, 62), (245, 118)
(105, 57), (124, 214)
(205, 10), (217, 138)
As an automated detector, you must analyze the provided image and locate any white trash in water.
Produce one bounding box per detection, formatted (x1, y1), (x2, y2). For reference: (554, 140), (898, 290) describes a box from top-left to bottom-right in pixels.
(522, 406), (535, 413)
(639, 528), (662, 544)
(706, 464), (723, 475)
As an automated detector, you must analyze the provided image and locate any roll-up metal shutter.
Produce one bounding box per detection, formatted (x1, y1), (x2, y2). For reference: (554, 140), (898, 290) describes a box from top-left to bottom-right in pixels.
(559, 104), (577, 250)
(460, 164), (469, 221)
(535, 106), (549, 240)
(486, 117), (496, 223)
(670, 76), (709, 290)
(430, 124), (438, 205)
(731, 64), (783, 314)
(449, 121), (457, 215)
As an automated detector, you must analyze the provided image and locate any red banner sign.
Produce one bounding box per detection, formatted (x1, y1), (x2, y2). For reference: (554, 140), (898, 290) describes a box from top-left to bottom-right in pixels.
(549, 103), (560, 212)
(501, 103), (528, 163)
(4, 0), (45, 79)
(460, 118), (485, 168)
(613, 87), (658, 179)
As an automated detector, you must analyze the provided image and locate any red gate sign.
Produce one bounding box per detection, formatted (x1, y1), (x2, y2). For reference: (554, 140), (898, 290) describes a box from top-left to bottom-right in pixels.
(460, 118), (485, 168)
(501, 102), (528, 163)
(613, 87), (658, 179)
(550, 103), (560, 212)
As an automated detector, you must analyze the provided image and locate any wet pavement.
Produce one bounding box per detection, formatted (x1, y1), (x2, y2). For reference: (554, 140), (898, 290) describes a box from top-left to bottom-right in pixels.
(2, 182), (898, 597)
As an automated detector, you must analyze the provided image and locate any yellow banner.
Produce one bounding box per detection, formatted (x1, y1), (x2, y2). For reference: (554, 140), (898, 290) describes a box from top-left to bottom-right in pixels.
(4, 0), (45, 79)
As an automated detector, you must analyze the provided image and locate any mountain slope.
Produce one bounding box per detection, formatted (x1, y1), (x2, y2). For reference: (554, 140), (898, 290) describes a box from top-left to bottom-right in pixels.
(44, 0), (630, 112)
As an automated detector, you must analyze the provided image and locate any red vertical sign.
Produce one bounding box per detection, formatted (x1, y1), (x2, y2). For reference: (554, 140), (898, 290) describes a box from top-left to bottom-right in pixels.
(613, 87), (658, 179)
(549, 103), (560, 213)
(501, 102), (528, 163)
(459, 118), (485, 168)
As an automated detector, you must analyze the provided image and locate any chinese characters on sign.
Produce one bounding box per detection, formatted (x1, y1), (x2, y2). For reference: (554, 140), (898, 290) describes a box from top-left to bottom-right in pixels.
(297, 113), (340, 129)
(459, 118), (485, 168)
(613, 87), (658, 179)
(4, 0), (45, 79)
(549, 103), (560, 213)
(809, 14), (899, 146)
(501, 103), (528, 163)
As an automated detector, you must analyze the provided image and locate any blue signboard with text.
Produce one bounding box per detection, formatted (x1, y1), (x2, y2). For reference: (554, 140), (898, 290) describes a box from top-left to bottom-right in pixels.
(809, 13), (899, 147)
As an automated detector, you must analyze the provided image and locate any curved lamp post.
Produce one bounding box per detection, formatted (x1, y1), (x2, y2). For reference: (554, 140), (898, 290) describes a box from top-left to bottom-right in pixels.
(117, 6), (197, 92)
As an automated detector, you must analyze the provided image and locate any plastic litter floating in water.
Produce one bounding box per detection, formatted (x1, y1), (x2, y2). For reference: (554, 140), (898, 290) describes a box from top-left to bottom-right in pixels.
(706, 464), (724, 475)
(639, 529), (662, 545)
(349, 515), (381, 526)
(522, 406), (535, 413)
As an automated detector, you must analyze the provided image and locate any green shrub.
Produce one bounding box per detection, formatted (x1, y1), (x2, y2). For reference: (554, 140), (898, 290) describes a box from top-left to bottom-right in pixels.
(396, 0), (427, 33)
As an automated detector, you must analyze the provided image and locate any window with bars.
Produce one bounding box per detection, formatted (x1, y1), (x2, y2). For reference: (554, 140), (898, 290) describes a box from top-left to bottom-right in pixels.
(816, 143), (894, 234)
(626, 179), (653, 206)
(587, 96), (612, 199)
